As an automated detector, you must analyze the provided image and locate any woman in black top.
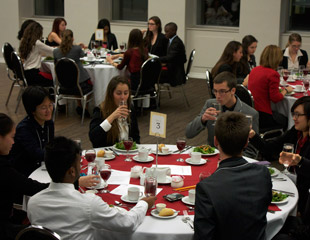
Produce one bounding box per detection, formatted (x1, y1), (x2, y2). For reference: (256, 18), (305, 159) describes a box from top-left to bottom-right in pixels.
(143, 16), (168, 57)
(45, 18), (67, 46)
(241, 35), (257, 74)
(88, 19), (118, 50)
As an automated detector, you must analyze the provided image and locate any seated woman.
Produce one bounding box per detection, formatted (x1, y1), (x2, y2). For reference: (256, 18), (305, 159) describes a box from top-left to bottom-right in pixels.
(248, 45), (293, 131)
(279, 33), (310, 69)
(19, 22), (54, 87)
(17, 19), (36, 40)
(89, 76), (140, 148)
(53, 29), (93, 117)
(45, 17), (67, 47)
(143, 16), (168, 57)
(241, 35), (258, 73)
(0, 113), (48, 240)
(211, 40), (247, 84)
(249, 96), (310, 218)
(88, 18), (118, 50)
(107, 29), (148, 91)
(9, 86), (98, 188)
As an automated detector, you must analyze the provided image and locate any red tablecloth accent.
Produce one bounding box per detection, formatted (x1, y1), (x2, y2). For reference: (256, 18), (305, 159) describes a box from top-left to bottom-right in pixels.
(286, 80), (310, 98)
(81, 153), (220, 215)
(268, 204), (281, 212)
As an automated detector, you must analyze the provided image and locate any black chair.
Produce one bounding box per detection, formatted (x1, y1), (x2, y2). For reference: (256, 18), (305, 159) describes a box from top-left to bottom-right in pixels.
(10, 51), (28, 113)
(132, 57), (162, 111)
(235, 84), (254, 107)
(159, 49), (195, 107)
(16, 225), (61, 240)
(54, 57), (93, 124)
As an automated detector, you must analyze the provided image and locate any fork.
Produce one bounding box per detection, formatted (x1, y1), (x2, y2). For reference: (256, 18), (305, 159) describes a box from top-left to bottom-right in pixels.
(182, 216), (194, 230)
(183, 210), (194, 229)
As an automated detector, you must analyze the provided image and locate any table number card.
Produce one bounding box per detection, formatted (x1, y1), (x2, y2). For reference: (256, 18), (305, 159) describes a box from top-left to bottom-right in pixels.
(95, 29), (104, 41)
(149, 112), (167, 138)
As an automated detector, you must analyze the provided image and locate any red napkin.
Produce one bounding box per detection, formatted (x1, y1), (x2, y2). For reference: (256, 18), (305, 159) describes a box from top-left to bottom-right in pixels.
(268, 204), (281, 212)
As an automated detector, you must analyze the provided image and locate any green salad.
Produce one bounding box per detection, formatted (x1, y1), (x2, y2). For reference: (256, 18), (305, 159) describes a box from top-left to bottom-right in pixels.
(268, 168), (275, 175)
(272, 191), (288, 202)
(44, 56), (54, 61)
(193, 145), (215, 154)
(115, 141), (137, 150)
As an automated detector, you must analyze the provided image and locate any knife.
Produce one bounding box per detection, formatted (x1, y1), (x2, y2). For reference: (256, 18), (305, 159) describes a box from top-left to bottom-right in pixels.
(180, 146), (192, 153)
(108, 147), (119, 156)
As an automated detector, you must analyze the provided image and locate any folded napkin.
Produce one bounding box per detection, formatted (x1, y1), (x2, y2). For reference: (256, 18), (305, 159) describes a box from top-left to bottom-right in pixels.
(268, 204), (281, 212)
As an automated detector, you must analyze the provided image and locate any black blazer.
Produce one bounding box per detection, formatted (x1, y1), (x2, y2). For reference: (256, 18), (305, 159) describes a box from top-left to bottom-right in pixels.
(159, 35), (187, 86)
(89, 106), (140, 148)
(147, 33), (168, 57)
(194, 157), (272, 240)
(88, 32), (118, 50)
(280, 49), (308, 69)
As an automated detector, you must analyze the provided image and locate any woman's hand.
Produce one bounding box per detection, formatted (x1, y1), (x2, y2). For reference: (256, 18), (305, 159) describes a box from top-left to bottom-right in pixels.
(106, 55), (113, 64)
(79, 175), (100, 188)
(279, 152), (302, 166)
(107, 105), (129, 124)
(249, 129), (256, 139)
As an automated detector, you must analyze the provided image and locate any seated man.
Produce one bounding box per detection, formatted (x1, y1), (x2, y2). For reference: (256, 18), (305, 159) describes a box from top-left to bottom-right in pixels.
(186, 71), (259, 158)
(159, 22), (187, 86)
(27, 136), (156, 240)
(194, 112), (272, 240)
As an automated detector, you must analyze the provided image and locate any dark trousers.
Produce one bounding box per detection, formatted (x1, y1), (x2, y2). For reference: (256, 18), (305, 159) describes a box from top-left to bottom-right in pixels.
(24, 68), (53, 87)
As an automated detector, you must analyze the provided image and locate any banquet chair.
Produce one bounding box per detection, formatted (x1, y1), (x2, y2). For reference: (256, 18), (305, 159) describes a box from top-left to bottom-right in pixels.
(16, 225), (61, 240)
(159, 49), (195, 108)
(54, 57), (93, 124)
(235, 84), (254, 107)
(10, 51), (28, 113)
(132, 57), (162, 113)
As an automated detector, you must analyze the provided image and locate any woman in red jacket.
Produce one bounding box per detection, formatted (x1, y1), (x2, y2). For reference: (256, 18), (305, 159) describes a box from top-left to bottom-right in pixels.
(248, 45), (293, 131)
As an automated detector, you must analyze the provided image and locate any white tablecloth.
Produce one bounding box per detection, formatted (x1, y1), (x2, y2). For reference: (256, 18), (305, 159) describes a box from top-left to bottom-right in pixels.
(25, 145), (298, 240)
(42, 61), (125, 106)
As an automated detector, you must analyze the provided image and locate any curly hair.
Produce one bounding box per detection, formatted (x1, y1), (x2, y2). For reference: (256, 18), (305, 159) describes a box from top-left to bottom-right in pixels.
(59, 29), (74, 56)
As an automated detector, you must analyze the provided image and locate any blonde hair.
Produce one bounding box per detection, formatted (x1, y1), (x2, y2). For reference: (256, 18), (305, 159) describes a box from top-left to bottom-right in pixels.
(286, 33), (302, 48)
(59, 29), (73, 56)
(259, 45), (283, 70)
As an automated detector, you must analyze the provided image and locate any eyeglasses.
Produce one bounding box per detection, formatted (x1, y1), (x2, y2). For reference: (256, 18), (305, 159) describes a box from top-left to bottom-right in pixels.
(148, 23), (156, 26)
(291, 112), (306, 118)
(291, 44), (301, 49)
(212, 89), (231, 95)
(38, 103), (54, 111)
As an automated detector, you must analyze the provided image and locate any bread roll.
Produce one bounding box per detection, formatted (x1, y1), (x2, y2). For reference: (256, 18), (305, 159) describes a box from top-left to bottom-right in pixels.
(97, 150), (105, 157)
(159, 208), (174, 216)
(159, 144), (165, 152)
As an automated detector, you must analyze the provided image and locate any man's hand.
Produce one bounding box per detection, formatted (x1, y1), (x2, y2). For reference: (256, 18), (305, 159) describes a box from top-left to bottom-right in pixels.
(279, 152), (302, 166)
(201, 107), (218, 123)
(141, 196), (157, 209)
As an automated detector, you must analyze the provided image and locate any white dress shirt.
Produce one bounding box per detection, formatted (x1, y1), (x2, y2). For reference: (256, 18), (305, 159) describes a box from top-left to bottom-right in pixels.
(283, 47), (304, 69)
(27, 182), (148, 240)
(23, 40), (54, 70)
(100, 118), (129, 140)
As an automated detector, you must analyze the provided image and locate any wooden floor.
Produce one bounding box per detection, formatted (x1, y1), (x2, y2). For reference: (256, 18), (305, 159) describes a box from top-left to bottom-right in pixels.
(0, 63), (211, 150)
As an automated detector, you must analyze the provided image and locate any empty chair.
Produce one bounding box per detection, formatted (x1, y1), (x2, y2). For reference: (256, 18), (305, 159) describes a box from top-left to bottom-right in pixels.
(235, 84), (254, 107)
(54, 57), (93, 124)
(16, 225), (61, 240)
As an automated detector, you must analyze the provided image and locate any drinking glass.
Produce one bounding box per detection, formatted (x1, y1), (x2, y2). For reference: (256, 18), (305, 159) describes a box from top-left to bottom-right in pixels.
(120, 42), (125, 52)
(85, 149), (96, 164)
(102, 41), (108, 49)
(303, 79), (309, 96)
(99, 164), (111, 193)
(176, 137), (186, 162)
(144, 176), (157, 197)
(123, 137), (133, 162)
(212, 102), (222, 125)
(245, 115), (253, 129)
(282, 143), (294, 173)
(119, 100), (127, 123)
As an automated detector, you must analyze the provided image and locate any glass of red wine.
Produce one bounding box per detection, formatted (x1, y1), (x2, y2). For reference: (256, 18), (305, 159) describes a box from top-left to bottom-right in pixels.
(144, 176), (157, 197)
(99, 164), (111, 193)
(303, 79), (310, 96)
(85, 149), (96, 164)
(123, 137), (133, 162)
(176, 137), (186, 162)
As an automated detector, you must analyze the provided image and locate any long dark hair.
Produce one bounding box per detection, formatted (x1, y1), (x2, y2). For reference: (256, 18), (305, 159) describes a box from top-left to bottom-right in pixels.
(211, 41), (242, 78)
(291, 96), (310, 122)
(128, 29), (148, 61)
(17, 19), (36, 40)
(240, 35), (258, 75)
(97, 18), (111, 35)
(144, 16), (162, 47)
(100, 76), (132, 143)
(0, 113), (14, 137)
(19, 22), (43, 60)
(51, 18), (67, 37)
(60, 29), (73, 56)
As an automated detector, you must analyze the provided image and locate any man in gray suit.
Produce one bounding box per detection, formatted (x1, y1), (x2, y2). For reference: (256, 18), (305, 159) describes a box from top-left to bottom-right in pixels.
(186, 71), (258, 157)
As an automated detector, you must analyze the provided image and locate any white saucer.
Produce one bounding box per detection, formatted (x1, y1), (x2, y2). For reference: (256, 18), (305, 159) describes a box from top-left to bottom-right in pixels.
(150, 209), (178, 219)
(158, 176), (172, 184)
(87, 179), (107, 190)
(181, 196), (195, 205)
(132, 155), (154, 163)
(120, 194), (142, 203)
(294, 89), (306, 93)
(185, 158), (207, 165)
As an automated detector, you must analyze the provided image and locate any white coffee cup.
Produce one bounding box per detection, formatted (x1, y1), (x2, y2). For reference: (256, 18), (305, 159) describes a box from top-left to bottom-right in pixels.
(138, 148), (149, 161)
(105, 150), (113, 158)
(191, 152), (201, 163)
(295, 85), (302, 92)
(156, 203), (166, 212)
(161, 147), (169, 154)
(87, 52), (95, 61)
(130, 166), (142, 178)
(188, 189), (196, 204)
(127, 187), (143, 201)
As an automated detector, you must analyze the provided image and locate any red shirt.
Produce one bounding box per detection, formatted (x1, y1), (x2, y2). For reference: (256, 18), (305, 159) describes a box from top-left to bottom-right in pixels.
(117, 48), (148, 74)
(248, 66), (284, 115)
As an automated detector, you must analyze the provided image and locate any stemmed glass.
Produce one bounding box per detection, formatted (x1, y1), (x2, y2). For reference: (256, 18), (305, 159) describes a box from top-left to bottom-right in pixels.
(99, 164), (111, 193)
(120, 42), (125, 52)
(282, 143), (294, 173)
(303, 78), (309, 96)
(212, 102), (222, 125)
(85, 149), (96, 165)
(123, 137), (133, 162)
(176, 137), (186, 162)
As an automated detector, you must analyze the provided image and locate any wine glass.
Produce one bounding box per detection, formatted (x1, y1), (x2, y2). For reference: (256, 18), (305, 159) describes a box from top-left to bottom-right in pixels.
(212, 102), (222, 125)
(85, 149), (96, 164)
(282, 143), (294, 173)
(123, 137), (133, 162)
(119, 100), (127, 123)
(99, 164), (111, 193)
(303, 79), (310, 96)
(176, 137), (186, 162)
(120, 42), (125, 52)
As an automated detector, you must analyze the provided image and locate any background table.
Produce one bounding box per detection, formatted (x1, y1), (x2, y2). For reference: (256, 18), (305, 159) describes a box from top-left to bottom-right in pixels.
(25, 144), (298, 240)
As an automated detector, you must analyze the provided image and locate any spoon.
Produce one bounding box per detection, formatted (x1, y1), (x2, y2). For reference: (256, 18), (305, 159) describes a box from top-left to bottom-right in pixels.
(187, 206), (195, 211)
(114, 201), (132, 209)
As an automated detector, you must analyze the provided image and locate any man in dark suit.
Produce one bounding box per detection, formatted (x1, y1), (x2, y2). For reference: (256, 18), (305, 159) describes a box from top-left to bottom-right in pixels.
(194, 112), (272, 240)
(159, 22), (187, 86)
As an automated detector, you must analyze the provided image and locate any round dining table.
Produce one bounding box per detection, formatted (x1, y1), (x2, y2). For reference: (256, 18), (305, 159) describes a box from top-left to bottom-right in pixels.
(24, 144), (298, 240)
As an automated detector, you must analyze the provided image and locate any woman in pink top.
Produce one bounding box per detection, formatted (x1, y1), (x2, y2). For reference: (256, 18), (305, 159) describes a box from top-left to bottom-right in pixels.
(248, 45), (293, 131)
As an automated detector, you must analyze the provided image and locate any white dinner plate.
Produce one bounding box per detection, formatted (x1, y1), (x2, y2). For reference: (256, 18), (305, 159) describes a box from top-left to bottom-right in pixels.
(181, 196), (195, 206)
(269, 167), (280, 177)
(151, 150), (172, 156)
(112, 144), (139, 153)
(191, 148), (219, 157)
(294, 89), (306, 93)
(120, 194), (142, 203)
(150, 209), (178, 219)
(87, 179), (107, 190)
(158, 176), (172, 184)
(96, 155), (115, 161)
(132, 155), (154, 163)
(185, 158), (207, 166)
(271, 196), (289, 205)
